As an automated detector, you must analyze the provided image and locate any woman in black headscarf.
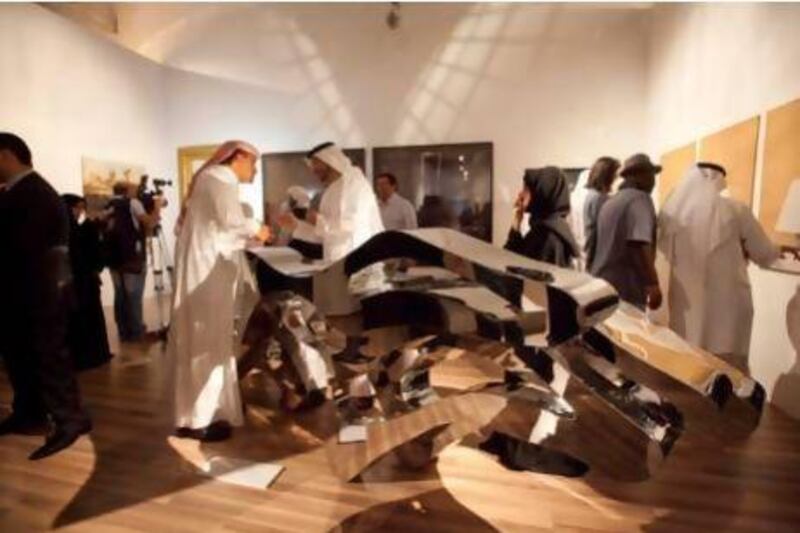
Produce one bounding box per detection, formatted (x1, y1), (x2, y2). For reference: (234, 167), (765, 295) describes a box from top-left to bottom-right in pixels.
(62, 194), (112, 371)
(487, 168), (586, 476)
(505, 167), (579, 267)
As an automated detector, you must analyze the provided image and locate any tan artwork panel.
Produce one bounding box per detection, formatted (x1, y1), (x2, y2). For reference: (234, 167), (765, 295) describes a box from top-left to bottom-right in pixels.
(760, 97), (800, 246)
(698, 116), (760, 207)
(658, 143), (696, 207)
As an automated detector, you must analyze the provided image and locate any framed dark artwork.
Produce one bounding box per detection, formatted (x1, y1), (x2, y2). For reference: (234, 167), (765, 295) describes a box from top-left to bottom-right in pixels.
(261, 148), (366, 225)
(562, 167), (587, 192)
(372, 142), (493, 242)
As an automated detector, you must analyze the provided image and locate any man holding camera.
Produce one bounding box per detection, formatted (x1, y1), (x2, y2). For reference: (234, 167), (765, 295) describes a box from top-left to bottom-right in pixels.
(106, 181), (162, 343)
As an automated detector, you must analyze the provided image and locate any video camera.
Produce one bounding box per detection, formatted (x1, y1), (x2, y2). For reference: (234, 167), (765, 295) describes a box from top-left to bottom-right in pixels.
(138, 174), (173, 214)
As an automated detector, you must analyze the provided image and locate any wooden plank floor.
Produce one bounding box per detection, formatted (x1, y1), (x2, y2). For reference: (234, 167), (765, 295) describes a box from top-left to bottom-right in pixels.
(2, 304), (800, 532)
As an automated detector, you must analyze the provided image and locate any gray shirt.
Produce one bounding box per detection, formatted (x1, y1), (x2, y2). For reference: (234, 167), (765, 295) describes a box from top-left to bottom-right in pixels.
(379, 192), (418, 231)
(583, 189), (608, 238)
(583, 189), (608, 263)
(130, 197), (146, 231)
(589, 188), (656, 308)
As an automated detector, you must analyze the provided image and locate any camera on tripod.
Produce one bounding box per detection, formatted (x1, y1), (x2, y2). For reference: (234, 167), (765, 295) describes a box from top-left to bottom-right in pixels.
(136, 174), (176, 341)
(137, 174), (173, 214)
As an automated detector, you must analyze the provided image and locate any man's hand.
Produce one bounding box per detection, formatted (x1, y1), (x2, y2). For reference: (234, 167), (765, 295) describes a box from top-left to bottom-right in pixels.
(511, 189), (529, 232)
(255, 225), (272, 243)
(646, 284), (663, 310)
(512, 204), (524, 232)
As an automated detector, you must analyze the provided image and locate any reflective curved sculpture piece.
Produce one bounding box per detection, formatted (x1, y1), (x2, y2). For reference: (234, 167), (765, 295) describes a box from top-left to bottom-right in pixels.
(244, 229), (763, 482)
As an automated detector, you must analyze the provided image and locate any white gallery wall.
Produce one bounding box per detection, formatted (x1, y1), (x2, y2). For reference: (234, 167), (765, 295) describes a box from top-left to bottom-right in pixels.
(1, 3), (799, 416)
(645, 2), (800, 417)
(2, 3), (649, 251)
(0, 4), (174, 305)
(153, 3), (650, 241)
(0, 4), (171, 201)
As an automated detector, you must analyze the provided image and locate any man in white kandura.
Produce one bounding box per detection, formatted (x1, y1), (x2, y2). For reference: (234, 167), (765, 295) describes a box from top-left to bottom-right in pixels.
(169, 140), (270, 442)
(658, 162), (783, 372)
(306, 142), (384, 262)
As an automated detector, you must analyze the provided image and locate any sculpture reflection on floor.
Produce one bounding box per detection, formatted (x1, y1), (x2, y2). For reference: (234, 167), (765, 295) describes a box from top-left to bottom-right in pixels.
(244, 229), (764, 483)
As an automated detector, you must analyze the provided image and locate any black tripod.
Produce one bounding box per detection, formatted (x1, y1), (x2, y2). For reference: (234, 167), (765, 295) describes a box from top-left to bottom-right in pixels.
(146, 224), (174, 342)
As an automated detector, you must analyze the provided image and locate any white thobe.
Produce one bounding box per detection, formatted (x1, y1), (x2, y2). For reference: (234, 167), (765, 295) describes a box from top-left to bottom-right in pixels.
(660, 198), (779, 357)
(316, 169), (384, 262)
(313, 168), (385, 316)
(169, 165), (260, 429)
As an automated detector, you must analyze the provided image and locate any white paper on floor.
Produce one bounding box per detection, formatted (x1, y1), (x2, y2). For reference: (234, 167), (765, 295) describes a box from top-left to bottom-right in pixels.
(202, 456), (285, 489)
(338, 424), (368, 444)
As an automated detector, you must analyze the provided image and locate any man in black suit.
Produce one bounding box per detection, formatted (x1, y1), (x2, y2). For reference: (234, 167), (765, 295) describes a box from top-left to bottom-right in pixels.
(0, 133), (91, 460)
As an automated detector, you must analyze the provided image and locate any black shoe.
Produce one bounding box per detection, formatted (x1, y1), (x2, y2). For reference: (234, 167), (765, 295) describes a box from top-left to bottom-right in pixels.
(0, 414), (48, 436)
(174, 421), (232, 442)
(28, 420), (92, 461)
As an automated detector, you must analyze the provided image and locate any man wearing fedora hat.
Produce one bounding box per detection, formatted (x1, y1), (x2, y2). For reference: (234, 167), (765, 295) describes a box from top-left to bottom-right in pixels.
(589, 153), (662, 311)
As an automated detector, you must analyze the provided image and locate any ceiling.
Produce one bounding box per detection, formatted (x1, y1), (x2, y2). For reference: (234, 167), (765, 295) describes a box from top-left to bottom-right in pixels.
(40, 2), (655, 94)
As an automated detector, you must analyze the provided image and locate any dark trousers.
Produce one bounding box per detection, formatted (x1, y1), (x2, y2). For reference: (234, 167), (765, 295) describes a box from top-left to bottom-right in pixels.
(1, 298), (89, 429)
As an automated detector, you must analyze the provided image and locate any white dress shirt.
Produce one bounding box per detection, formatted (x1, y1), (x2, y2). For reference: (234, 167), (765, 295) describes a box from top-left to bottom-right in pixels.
(379, 192), (418, 231)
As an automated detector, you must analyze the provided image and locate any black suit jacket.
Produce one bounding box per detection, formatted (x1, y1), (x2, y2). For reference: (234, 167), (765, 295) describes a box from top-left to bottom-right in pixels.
(0, 172), (72, 323)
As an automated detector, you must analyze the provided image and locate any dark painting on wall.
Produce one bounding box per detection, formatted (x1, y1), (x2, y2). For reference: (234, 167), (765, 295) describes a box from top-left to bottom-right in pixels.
(372, 142), (493, 242)
(562, 167), (588, 192)
(261, 148), (366, 225)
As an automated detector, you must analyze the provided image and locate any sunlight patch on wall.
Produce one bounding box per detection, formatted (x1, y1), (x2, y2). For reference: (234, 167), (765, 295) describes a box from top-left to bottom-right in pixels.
(392, 3), (515, 145)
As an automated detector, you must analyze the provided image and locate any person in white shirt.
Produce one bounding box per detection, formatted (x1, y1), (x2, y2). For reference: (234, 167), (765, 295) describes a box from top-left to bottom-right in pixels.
(567, 168), (590, 270)
(582, 157), (620, 271)
(169, 140), (271, 442)
(375, 172), (418, 231)
(658, 162), (784, 372)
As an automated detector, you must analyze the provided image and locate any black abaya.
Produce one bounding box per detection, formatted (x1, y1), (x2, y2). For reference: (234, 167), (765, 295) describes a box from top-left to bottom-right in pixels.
(66, 214), (112, 371)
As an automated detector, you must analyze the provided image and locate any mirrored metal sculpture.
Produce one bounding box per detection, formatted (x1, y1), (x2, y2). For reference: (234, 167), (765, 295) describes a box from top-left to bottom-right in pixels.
(243, 229), (763, 482)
